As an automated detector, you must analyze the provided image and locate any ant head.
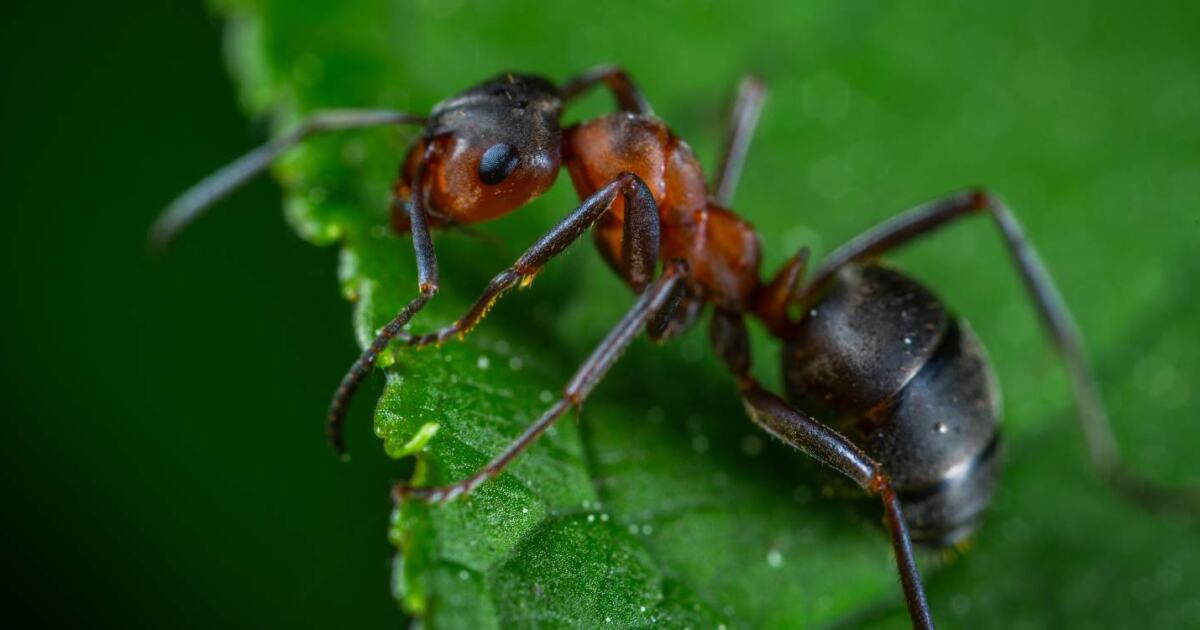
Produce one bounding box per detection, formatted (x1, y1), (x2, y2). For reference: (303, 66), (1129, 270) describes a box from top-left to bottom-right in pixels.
(408, 74), (564, 223)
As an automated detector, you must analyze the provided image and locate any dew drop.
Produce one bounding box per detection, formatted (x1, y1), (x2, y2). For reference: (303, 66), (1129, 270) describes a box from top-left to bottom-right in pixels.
(539, 390), (554, 403)
(935, 422), (949, 434)
(476, 356), (490, 370)
(766, 549), (783, 568)
(508, 356), (523, 370)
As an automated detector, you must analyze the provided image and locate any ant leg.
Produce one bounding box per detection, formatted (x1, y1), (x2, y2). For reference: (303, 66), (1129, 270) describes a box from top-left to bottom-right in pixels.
(401, 172), (661, 348)
(741, 380), (936, 630)
(149, 109), (426, 251)
(646, 291), (699, 343)
(393, 260), (688, 502)
(327, 156), (440, 455)
(807, 189), (1200, 514)
(559, 65), (654, 115)
(709, 309), (934, 630)
(334, 172), (659, 451)
(712, 75), (768, 207)
(751, 246), (810, 337)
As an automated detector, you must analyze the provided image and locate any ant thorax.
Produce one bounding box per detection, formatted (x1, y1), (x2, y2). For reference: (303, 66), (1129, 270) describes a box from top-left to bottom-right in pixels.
(564, 112), (762, 310)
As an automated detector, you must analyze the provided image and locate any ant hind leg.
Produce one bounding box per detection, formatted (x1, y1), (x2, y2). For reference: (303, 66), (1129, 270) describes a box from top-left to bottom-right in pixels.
(741, 382), (935, 630)
(709, 308), (935, 630)
(806, 189), (1200, 515)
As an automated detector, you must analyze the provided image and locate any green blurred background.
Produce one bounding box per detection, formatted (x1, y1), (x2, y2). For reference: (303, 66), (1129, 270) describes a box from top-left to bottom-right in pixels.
(3, 0), (1198, 627)
(3, 2), (400, 626)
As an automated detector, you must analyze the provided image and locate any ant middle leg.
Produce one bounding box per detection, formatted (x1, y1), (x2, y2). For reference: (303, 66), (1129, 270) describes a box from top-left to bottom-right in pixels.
(709, 308), (935, 630)
(805, 189), (1200, 514)
(393, 260), (688, 503)
(712, 75), (768, 207)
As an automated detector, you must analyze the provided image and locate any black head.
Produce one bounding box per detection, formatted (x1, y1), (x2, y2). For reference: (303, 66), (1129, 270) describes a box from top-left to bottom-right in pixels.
(408, 73), (564, 223)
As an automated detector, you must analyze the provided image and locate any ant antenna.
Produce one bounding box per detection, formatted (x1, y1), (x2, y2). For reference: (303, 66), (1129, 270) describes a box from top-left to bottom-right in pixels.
(148, 109), (426, 253)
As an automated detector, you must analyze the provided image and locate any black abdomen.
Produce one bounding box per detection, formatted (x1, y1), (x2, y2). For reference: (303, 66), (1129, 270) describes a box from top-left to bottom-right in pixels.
(782, 264), (1002, 546)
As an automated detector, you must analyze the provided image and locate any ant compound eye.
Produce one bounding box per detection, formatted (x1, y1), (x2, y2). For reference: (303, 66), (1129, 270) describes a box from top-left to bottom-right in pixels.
(478, 143), (519, 185)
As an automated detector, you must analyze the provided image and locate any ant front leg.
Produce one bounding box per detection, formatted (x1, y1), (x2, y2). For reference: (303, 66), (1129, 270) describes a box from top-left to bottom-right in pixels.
(806, 189), (1200, 514)
(394, 260), (688, 502)
(709, 309), (935, 630)
(335, 171), (659, 453)
(559, 65), (654, 115)
(327, 152), (442, 455)
(401, 172), (661, 348)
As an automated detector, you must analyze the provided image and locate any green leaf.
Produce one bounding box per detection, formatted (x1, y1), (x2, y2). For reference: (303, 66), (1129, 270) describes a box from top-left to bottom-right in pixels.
(215, 0), (1200, 627)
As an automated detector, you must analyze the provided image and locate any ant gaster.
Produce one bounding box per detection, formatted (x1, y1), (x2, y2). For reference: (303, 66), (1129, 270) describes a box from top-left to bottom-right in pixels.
(152, 66), (1199, 629)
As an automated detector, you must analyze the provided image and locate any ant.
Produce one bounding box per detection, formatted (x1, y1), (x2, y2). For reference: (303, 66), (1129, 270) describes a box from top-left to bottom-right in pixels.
(152, 66), (1199, 629)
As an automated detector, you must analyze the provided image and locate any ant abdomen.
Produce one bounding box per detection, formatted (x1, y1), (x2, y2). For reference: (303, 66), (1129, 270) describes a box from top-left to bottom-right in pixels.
(783, 264), (1002, 546)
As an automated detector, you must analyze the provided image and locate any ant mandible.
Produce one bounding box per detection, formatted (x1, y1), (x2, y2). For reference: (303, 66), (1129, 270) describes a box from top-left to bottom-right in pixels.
(152, 66), (1199, 629)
